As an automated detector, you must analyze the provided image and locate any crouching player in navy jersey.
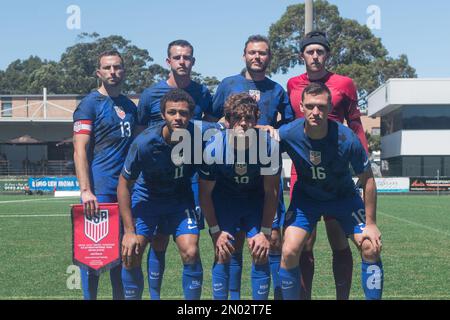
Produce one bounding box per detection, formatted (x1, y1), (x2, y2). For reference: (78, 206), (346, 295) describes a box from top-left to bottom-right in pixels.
(199, 93), (281, 300)
(117, 89), (205, 300)
(73, 50), (137, 300)
(277, 82), (383, 300)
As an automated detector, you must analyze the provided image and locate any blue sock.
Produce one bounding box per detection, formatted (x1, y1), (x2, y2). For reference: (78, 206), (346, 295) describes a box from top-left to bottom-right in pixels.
(361, 260), (384, 300)
(229, 251), (243, 300)
(212, 263), (229, 300)
(251, 262), (271, 300)
(109, 264), (124, 300)
(80, 268), (100, 300)
(147, 248), (166, 300)
(279, 266), (301, 300)
(269, 253), (282, 300)
(121, 267), (144, 300)
(182, 261), (203, 300)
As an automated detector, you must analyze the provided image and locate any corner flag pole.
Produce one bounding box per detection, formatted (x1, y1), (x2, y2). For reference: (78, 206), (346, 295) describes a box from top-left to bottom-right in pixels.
(305, 0), (314, 34)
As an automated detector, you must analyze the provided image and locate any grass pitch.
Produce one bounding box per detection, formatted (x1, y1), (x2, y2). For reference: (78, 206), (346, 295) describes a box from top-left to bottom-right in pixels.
(0, 194), (449, 300)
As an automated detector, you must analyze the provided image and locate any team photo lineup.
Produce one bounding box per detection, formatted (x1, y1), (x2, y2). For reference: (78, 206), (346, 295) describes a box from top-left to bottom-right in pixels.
(70, 30), (383, 301)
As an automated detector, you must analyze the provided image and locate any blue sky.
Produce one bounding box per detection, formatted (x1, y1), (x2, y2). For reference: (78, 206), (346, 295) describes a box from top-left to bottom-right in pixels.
(0, 0), (449, 89)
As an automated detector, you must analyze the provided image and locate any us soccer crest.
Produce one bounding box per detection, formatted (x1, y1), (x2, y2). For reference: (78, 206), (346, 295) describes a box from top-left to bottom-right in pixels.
(84, 210), (109, 243)
(248, 90), (261, 102)
(114, 106), (126, 120)
(235, 163), (247, 176)
(309, 151), (322, 166)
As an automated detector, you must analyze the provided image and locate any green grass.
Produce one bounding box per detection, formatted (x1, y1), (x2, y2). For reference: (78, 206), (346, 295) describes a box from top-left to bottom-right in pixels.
(0, 194), (449, 300)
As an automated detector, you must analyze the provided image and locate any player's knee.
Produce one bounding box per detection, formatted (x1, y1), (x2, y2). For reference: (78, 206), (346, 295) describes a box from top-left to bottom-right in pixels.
(360, 240), (380, 262)
(180, 245), (199, 264)
(282, 245), (300, 265)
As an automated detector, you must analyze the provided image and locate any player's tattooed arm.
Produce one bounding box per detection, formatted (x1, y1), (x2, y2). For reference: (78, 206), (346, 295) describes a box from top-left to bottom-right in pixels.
(199, 178), (234, 261)
(73, 133), (98, 218)
(357, 168), (382, 253)
(117, 175), (140, 267)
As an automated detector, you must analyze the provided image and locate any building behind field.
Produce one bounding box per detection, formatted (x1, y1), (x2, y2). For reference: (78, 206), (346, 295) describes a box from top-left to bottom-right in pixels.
(368, 78), (450, 177)
(0, 92), (139, 175)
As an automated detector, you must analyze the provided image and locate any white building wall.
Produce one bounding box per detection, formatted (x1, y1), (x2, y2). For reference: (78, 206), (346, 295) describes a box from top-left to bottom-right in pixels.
(381, 130), (450, 158)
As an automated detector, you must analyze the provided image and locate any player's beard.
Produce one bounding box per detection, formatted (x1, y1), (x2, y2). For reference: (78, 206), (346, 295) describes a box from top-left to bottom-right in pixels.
(245, 60), (268, 75)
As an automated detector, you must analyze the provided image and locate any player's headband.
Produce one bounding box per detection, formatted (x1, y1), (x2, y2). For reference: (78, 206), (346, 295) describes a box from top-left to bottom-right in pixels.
(300, 31), (330, 52)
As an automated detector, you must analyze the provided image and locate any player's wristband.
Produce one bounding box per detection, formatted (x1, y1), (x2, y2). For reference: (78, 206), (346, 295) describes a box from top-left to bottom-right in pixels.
(260, 227), (272, 236)
(209, 225), (220, 235)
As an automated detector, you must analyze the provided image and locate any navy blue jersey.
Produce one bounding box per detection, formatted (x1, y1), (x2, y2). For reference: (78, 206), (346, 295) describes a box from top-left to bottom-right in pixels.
(73, 91), (137, 195)
(211, 74), (294, 126)
(137, 80), (213, 128)
(122, 121), (223, 206)
(279, 119), (370, 201)
(199, 129), (281, 198)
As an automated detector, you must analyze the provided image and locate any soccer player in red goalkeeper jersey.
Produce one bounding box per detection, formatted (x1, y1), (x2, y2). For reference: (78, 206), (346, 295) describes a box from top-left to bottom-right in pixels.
(286, 31), (369, 300)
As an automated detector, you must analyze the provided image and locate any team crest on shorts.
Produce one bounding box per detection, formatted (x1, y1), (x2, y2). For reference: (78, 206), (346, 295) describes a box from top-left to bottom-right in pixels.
(235, 163), (247, 176)
(114, 106), (126, 120)
(309, 151), (322, 166)
(248, 90), (261, 102)
(84, 210), (109, 243)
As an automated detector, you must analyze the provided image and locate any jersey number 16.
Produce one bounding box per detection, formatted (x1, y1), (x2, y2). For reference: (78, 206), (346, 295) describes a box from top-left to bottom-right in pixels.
(311, 166), (326, 180)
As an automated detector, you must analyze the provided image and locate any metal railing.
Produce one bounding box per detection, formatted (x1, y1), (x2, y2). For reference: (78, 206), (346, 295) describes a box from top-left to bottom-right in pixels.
(0, 160), (75, 176)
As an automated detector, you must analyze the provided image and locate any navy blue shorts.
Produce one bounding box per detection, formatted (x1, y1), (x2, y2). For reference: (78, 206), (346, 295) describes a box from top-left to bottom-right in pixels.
(284, 193), (366, 236)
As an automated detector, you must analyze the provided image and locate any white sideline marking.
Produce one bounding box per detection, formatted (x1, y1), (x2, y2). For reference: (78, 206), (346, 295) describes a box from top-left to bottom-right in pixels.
(378, 210), (450, 237)
(0, 197), (77, 204)
(0, 214), (69, 218)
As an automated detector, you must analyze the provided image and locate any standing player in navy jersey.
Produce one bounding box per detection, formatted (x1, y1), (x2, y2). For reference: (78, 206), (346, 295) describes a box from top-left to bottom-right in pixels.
(277, 82), (383, 300)
(73, 50), (137, 300)
(287, 31), (370, 300)
(118, 89), (205, 300)
(137, 40), (215, 299)
(199, 93), (281, 300)
(210, 35), (293, 300)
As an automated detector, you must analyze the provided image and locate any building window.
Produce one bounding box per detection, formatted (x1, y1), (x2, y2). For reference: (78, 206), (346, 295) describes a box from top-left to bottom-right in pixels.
(402, 105), (450, 130)
(402, 156), (421, 177)
(1, 98), (12, 117)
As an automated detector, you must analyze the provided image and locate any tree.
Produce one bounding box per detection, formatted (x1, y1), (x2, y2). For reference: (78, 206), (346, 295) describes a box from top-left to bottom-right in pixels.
(191, 71), (220, 94)
(58, 33), (168, 94)
(0, 33), (219, 95)
(268, 0), (417, 107)
(365, 131), (381, 154)
(0, 56), (47, 94)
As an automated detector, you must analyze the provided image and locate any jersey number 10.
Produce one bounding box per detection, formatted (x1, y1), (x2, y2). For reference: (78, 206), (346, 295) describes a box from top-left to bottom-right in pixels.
(311, 167), (326, 180)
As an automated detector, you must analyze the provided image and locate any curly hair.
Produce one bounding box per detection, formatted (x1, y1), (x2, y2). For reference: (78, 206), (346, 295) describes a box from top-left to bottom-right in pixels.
(224, 93), (260, 126)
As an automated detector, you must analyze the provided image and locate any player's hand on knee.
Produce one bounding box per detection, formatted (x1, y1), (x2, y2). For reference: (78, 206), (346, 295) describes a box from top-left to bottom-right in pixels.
(214, 231), (235, 261)
(360, 224), (382, 254)
(249, 233), (270, 263)
(121, 232), (140, 268)
(81, 190), (98, 218)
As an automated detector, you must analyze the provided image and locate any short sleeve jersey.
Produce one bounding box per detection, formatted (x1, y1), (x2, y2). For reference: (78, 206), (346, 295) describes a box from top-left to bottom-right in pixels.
(73, 91), (137, 195)
(199, 129), (281, 198)
(137, 80), (213, 128)
(122, 121), (223, 207)
(211, 74), (294, 126)
(279, 119), (370, 201)
(287, 72), (361, 124)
